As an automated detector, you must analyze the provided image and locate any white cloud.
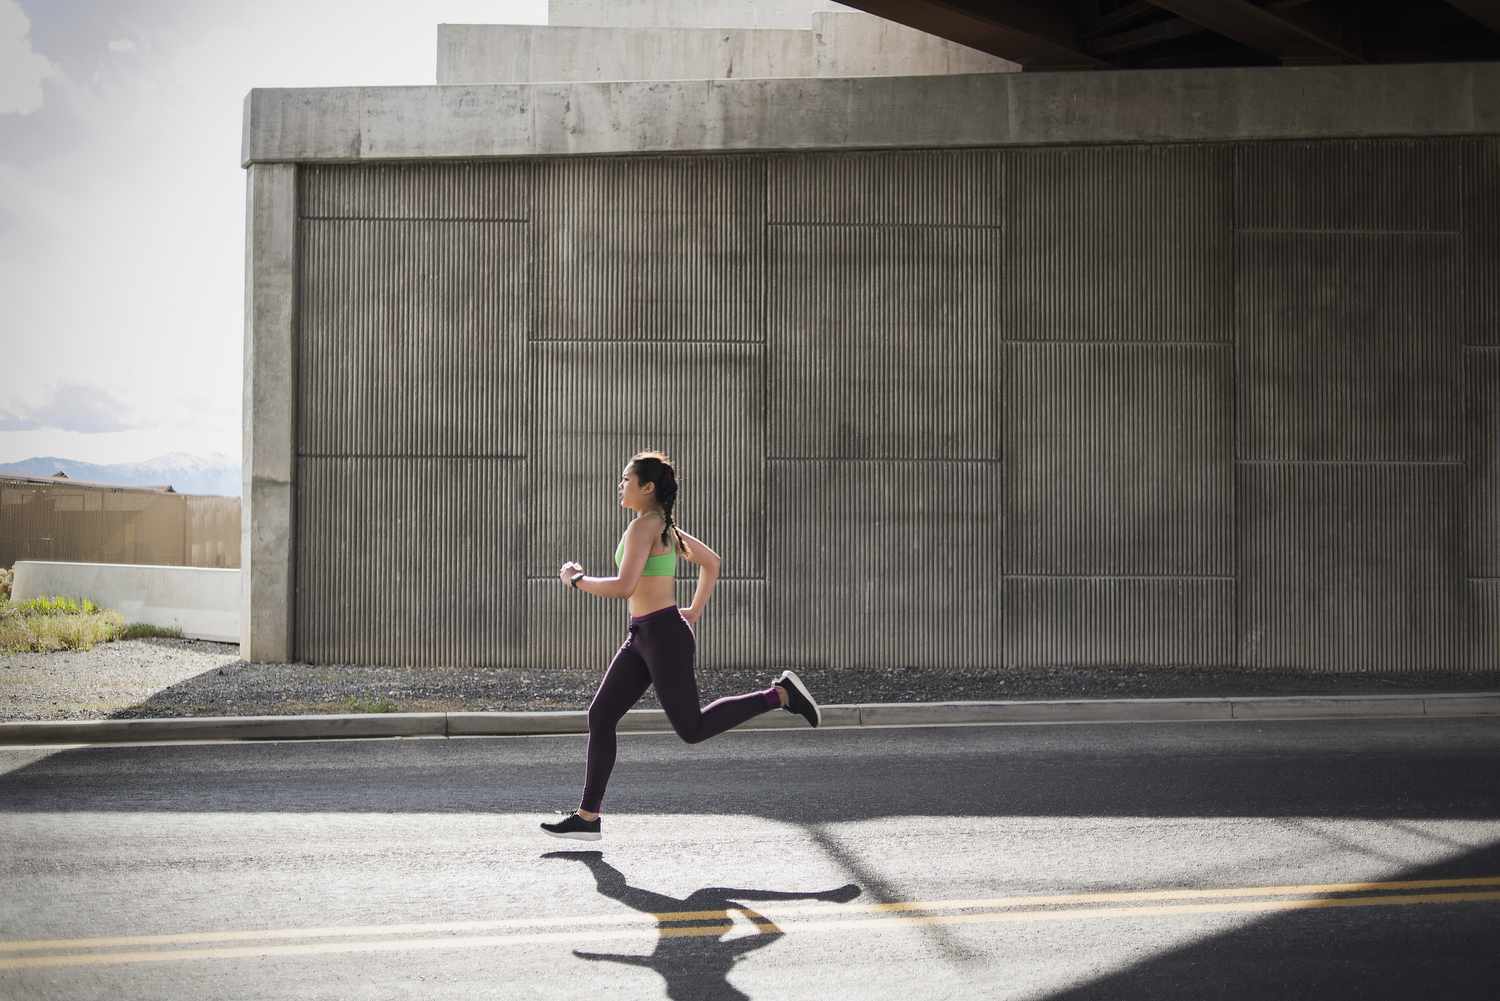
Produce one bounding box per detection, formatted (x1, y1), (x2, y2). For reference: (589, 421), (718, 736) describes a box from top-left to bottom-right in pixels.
(0, 0), (57, 115)
(1, 0), (547, 467)
(2, 382), (142, 434)
(107, 38), (136, 54)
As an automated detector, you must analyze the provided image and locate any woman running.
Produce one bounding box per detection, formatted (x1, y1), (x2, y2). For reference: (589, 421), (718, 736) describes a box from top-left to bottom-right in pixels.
(543, 449), (821, 842)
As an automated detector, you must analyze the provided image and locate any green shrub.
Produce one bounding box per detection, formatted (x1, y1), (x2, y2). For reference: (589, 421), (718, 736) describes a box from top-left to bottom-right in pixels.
(0, 567), (12, 600)
(17, 595), (99, 617)
(119, 622), (184, 640)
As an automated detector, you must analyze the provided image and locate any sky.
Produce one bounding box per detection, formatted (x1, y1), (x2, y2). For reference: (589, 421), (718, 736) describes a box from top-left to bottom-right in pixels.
(0, 0), (546, 466)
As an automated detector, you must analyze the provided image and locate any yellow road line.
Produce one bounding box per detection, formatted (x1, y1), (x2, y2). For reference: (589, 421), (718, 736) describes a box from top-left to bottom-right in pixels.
(2, 888), (1498, 972)
(4, 873), (1498, 955)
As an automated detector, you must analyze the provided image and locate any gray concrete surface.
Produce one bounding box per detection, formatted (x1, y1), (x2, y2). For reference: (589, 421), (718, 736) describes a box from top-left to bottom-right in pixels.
(242, 63), (1500, 165)
(547, 0), (851, 30)
(436, 15), (1016, 86)
(813, 11), (1017, 77)
(439, 24), (815, 85)
(240, 163), (296, 663)
(2, 693), (1497, 745)
(12, 563), (240, 643)
(2, 718), (1498, 999)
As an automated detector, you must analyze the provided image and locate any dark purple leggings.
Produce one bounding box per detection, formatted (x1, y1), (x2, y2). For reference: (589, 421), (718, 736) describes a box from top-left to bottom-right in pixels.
(581, 604), (779, 813)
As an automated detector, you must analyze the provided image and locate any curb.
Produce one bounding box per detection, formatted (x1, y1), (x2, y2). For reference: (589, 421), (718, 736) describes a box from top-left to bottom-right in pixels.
(1, 692), (1498, 745)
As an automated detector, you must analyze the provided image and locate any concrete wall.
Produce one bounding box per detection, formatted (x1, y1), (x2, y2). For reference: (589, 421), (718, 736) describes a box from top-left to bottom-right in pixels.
(242, 65), (1500, 673)
(436, 15), (1016, 85)
(814, 13), (1017, 78)
(439, 24), (812, 85)
(13, 562), (240, 643)
(251, 137), (1500, 673)
(242, 64), (1500, 166)
(547, 0), (851, 29)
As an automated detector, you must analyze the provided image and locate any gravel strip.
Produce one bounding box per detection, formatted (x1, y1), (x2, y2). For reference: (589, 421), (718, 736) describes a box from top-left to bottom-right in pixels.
(3, 640), (1499, 721)
(0, 639), (241, 720)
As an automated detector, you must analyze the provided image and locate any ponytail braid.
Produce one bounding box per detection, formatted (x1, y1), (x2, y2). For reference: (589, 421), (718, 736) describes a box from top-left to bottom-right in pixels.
(629, 449), (688, 558)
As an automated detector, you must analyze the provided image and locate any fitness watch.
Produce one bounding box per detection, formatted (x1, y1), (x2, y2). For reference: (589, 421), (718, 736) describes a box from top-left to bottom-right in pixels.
(569, 572), (584, 588)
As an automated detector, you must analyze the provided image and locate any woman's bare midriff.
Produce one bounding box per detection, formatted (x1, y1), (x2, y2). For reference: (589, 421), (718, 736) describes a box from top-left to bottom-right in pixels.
(625, 519), (683, 617)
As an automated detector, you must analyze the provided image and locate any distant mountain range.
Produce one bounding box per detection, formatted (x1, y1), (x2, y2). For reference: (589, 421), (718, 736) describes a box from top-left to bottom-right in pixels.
(0, 453), (242, 497)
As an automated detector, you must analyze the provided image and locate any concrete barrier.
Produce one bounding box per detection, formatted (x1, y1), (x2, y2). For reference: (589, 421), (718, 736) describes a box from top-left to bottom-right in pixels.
(2, 694), (1498, 745)
(11, 561), (240, 643)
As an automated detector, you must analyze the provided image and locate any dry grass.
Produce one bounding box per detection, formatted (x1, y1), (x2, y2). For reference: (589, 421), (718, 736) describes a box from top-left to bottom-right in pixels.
(0, 593), (183, 654)
(0, 600), (126, 654)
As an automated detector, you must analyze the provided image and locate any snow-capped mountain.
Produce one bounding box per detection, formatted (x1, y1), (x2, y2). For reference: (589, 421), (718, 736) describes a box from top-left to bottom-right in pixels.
(0, 453), (242, 497)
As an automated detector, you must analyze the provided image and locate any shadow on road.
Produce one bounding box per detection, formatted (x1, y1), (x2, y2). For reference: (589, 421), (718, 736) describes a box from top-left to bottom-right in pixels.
(542, 850), (860, 1001)
(1041, 837), (1500, 1000)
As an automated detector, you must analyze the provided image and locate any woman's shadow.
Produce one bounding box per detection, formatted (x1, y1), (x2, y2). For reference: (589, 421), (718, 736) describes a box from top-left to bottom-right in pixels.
(543, 850), (861, 1001)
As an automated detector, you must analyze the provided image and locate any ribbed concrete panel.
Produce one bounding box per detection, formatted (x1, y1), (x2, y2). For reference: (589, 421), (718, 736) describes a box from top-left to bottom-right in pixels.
(527, 340), (762, 578)
(1467, 139), (1500, 346)
(1005, 343), (1233, 575)
(299, 162), (530, 220)
(1469, 581), (1500, 672)
(766, 148), (1002, 224)
(1235, 139), (1462, 232)
(767, 225), (1003, 459)
(1236, 232), (1461, 462)
(1005, 144), (1231, 342)
(296, 457), (521, 667)
(766, 459), (1002, 670)
(1468, 348), (1500, 577)
(298, 219), (527, 457)
(530, 579), (766, 672)
(1238, 463), (1461, 672)
(1005, 577), (1235, 668)
(533, 155), (763, 341)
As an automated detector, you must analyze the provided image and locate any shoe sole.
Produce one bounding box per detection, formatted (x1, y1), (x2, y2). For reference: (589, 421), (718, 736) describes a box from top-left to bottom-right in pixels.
(777, 669), (821, 727)
(542, 829), (602, 841)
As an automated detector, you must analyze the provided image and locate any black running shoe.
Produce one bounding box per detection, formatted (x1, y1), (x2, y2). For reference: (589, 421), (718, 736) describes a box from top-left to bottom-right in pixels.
(541, 811), (602, 842)
(774, 670), (821, 728)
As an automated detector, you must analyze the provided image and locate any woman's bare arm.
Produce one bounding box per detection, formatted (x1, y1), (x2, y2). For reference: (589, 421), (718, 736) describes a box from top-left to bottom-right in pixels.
(672, 526), (720, 568)
(674, 526), (720, 613)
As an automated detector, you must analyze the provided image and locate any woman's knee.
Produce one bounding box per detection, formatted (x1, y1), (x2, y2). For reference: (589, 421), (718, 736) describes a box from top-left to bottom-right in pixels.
(671, 717), (708, 744)
(587, 699), (626, 733)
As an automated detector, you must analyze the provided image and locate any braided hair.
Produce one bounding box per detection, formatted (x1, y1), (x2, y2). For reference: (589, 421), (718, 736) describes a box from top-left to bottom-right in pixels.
(629, 449), (688, 558)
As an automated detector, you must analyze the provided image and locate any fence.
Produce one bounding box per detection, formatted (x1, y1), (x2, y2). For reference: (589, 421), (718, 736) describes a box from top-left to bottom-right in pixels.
(0, 476), (240, 570)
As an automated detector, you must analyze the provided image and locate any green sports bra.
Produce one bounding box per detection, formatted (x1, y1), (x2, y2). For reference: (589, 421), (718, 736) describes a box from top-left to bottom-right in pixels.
(614, 535), (678, 576)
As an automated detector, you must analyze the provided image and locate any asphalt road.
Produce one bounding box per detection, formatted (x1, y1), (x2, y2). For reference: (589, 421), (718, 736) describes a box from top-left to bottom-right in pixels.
(2, 717), (1498, 1001)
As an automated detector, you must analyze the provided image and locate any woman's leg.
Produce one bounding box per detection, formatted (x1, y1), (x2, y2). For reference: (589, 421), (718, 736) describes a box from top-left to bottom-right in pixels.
(580, 636), (652, 814)
(634, 611), (779, 744)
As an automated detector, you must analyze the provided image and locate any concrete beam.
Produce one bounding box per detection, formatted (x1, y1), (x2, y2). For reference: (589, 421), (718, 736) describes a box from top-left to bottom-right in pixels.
(243, 62), (1499, 166)
(836, 0), (1109, 68)
(241, 162), (297, 662)
(1445, 0), (1500, 35)
(1146, 0), (1363, 64)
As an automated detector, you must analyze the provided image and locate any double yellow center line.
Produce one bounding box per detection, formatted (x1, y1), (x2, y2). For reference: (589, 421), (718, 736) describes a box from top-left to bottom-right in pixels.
(4, 875), (1498, 971)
